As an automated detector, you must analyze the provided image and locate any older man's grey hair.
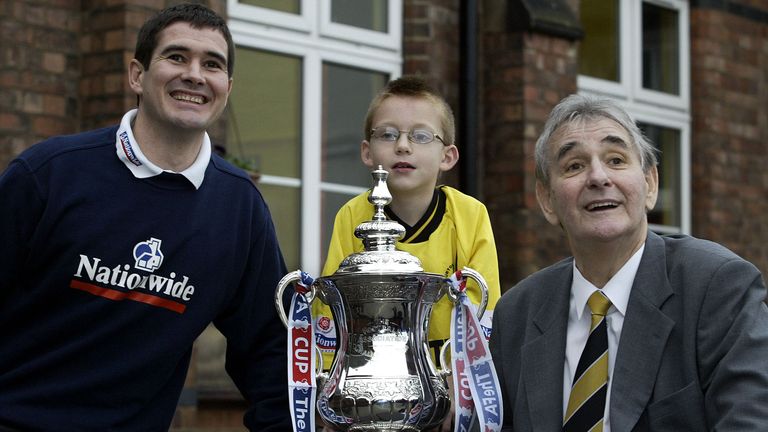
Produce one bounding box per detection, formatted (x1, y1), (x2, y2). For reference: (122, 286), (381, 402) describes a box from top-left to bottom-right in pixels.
(534, 94), (659, 186)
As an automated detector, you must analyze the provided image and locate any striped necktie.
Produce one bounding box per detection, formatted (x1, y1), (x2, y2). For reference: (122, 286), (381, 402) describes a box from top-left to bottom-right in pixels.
(563, 290), (612, 432)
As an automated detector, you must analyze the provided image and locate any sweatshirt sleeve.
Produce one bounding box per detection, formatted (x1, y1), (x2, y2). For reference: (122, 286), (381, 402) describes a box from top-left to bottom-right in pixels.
(214, 199), (292, 431)
(0, 160), (45, 296)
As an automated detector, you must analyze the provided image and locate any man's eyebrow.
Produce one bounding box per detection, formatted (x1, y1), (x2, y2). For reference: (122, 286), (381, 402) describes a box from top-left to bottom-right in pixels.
(554, 134), (629, 161)
(159, 44), (228, 66)
(602, 134), (629, 147)
(555, 141), (577, 162)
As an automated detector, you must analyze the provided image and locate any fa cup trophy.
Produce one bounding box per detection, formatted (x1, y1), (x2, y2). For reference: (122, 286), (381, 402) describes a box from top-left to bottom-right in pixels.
(276, 167), (500, 431)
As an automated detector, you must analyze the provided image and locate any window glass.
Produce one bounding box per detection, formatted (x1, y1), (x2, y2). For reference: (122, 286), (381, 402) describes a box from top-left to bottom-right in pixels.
(239, 0), (299, 14)
(331, 0), (388, 32)
(260, 184), (301, 269)
(642, 2), (679, 94)
(579, 0), (620, 81)
(228, 48), (301, 177)
(640, 123), (681, 227)
(322, 63), (388, 186)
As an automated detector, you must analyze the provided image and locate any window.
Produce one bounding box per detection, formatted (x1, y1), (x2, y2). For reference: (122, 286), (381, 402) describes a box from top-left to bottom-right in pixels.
(227, 0), (402, 274)
(239, 0), (300, 14)
(578, 0), (690, 234)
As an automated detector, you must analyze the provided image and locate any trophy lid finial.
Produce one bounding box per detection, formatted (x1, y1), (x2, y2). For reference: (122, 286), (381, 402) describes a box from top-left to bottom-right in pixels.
(354, 165), (406, 251)
(369, 166), (391, 222)
(336, 166), (421, 273)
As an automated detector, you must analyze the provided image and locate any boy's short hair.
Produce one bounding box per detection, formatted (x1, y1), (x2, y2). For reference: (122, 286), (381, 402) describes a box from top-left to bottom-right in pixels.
(364, 76), (456, 146)
(134, 3), (235, 78)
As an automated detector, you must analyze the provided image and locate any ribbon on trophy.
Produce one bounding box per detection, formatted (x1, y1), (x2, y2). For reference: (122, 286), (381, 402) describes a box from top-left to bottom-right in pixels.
(449, 270), (503, 431)
(287, 271), (317, 432)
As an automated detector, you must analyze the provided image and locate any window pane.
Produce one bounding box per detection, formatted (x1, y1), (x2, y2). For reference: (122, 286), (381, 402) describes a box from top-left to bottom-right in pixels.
(228, 48), (301, 177)
(331, 0), (388, 32)
(579, 0), (620, 81)
(239, 0), (300, 14)
(322, 63), (388, 186)
(642, 3), (679, 94)
(640, 123), (681, 227)
(260, 184), (301, 270)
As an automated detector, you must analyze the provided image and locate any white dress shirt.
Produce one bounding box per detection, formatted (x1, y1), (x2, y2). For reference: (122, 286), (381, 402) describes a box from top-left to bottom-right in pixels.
(562, 245), (644, 432)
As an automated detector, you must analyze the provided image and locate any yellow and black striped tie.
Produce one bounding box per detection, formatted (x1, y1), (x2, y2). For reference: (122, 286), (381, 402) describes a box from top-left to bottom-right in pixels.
(564, 290), (612, 432)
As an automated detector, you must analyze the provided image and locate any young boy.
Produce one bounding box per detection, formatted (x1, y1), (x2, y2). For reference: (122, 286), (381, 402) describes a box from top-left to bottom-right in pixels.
(313, 76), (500, 380)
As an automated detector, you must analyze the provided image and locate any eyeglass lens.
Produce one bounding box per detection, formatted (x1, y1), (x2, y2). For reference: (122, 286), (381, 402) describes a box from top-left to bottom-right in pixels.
(372, 126), (437, 144)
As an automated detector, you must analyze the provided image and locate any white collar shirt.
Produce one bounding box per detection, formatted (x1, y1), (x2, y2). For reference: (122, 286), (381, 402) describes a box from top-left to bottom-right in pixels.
(115, 109), (210, 189)
(562, 244), (645, 432)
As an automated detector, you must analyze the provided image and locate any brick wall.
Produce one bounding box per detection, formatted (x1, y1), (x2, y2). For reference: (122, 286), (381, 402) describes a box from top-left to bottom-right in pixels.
(0, 0), (226, 171)
(690, 2), (768, 275)
(0, 0), (81, 170)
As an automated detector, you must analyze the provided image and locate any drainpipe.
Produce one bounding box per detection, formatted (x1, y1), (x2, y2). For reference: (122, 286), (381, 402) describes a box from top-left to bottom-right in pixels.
(459, 0), (479, 197)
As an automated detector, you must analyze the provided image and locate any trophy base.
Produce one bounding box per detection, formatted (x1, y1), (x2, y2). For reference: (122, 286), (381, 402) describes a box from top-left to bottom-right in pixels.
(348, 425), (420, 432)
(318, 375), (450, 432)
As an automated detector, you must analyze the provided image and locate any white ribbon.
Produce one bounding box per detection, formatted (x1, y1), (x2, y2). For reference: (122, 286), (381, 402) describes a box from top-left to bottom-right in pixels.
(449, 270), (504, 431)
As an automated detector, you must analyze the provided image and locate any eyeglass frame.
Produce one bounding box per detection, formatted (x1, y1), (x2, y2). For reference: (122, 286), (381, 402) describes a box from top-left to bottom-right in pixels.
(369, 126), (447, 146)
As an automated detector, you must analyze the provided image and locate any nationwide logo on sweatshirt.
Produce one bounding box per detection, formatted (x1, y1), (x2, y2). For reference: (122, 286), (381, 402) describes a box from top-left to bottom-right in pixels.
(134, 237), (164, 271)
(69, 237), (194, 314)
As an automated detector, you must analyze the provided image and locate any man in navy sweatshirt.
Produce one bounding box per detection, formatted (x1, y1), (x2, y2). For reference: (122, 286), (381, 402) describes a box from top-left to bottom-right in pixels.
(0, 3), (291, 430)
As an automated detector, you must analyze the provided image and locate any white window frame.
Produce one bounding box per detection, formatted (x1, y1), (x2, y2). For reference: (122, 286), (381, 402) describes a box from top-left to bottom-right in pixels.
(632, 107), (691, 235)
(228, 0), (313, 33)
(578, 0), (690, 234)
(319, 0), (403, 50)
(633, 0), (690, 110)
(228, 0), (402, 275)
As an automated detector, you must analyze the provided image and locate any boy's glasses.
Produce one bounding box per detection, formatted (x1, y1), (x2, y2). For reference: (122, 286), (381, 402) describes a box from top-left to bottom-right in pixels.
(370, 126), (446, 145)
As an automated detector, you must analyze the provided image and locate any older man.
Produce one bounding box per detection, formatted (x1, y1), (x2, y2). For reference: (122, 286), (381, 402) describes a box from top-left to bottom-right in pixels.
(490, 94), (768, 431)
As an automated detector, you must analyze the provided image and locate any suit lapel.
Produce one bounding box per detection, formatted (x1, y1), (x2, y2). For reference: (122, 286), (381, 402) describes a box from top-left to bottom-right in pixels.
(521, 263), (571, 432)
(610, 232), (675, 431)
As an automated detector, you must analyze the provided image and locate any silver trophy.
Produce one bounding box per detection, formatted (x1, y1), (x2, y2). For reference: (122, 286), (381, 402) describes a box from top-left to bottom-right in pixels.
(276, 166), (489, 431)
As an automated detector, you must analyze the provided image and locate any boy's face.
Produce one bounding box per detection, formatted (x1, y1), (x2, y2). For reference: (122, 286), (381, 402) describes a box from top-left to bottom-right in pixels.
(361, 96), (458, 198)
(129, 22), (233, 133)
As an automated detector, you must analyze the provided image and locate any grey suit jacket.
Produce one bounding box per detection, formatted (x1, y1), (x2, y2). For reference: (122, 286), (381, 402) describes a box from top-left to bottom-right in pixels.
(489, 231), (768, 431)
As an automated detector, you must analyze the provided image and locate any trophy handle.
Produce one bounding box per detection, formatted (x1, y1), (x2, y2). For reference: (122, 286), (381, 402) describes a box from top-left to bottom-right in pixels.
(446, 267), (489, 320)
(439, 341), (452, 377)
(275, 269), (317, 328)
(275, 270), (325, 375)
(439, 267), (490, 377)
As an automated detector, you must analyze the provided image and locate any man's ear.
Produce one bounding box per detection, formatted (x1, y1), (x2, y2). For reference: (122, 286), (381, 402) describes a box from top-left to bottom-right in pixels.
(360, 140), (375, 168)
(535, 180), (560, 226)
(440, 145), (459, 171)
(128, 59), (145, 97)
(644, 164), (659, 212)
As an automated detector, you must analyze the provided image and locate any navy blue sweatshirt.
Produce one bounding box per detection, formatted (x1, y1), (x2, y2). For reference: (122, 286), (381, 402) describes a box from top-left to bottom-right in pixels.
(0, 124), (291, 430)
